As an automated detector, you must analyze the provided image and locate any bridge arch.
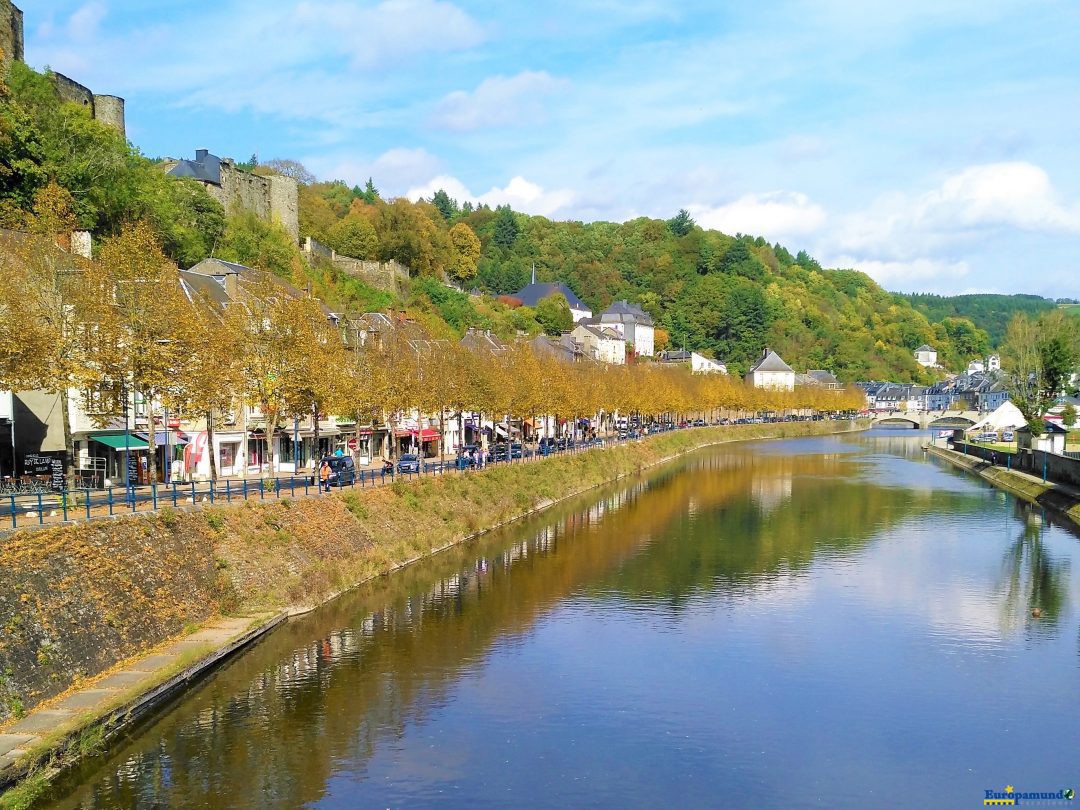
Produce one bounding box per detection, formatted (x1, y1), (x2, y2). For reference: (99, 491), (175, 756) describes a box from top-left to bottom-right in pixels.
(873, 416), (921, 429)
(927, 416), (975, 429)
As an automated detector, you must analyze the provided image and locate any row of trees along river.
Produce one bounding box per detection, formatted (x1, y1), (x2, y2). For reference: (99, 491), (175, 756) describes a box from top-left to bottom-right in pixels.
(0, 199), (864, 488)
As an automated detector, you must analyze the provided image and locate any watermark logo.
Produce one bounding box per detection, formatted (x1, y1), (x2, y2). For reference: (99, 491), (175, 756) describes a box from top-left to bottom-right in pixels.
(984, 785), (1075, 806)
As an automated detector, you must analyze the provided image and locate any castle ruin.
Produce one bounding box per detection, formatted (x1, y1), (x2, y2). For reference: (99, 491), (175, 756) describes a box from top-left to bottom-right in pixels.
(167, 150), (299, 240)
(1, 0), (126, 138)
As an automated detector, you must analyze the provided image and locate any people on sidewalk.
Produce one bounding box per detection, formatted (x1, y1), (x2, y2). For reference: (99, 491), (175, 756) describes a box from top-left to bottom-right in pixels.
(319, 460), (331, 492)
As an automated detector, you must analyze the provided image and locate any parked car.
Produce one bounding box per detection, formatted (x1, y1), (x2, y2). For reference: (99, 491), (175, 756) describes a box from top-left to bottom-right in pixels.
(974, 432), (999, 443)
(321, 455), (356, 487)
(1002, 431), (1015, 442)
(397, 453), (421, 474)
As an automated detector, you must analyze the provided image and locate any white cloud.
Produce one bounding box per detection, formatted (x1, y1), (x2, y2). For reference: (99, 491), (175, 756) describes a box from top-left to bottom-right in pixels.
(308, 148), (444, 190)
(689, 191), (827, 241)
(914, 161), (1080, 233)
(406, 175), (576, 218)
(432, 71), (570, 131)
(834, 161), (1080, 259)
(294, 0), (485, 68)
(830, 257), (971, 290)
(66, 2), (107, 42)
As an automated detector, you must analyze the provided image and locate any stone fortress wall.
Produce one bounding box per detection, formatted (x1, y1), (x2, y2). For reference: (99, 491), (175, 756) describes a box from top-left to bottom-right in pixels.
(0, 0), (23, 65)
(301, 237), (410, 294)
(210, 158), (299, 240)
(1, 0), (125, 137)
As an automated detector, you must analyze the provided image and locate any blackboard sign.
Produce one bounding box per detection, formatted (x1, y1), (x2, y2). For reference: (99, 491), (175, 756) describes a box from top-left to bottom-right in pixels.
(127, 454), (139, 486)
(23, 453), (66, 492)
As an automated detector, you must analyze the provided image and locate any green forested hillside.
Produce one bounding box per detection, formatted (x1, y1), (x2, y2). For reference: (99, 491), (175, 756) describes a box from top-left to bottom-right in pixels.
(1, 58), (997, 383)
(901, 293), (1057, 347)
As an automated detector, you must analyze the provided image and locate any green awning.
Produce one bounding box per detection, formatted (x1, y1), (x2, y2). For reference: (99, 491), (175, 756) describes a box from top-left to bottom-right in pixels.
(90, 433), (149, 450)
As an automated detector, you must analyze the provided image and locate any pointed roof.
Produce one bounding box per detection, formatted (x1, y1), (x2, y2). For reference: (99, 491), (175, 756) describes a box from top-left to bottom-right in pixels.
(748, 349), (794, 374)
(514, 281), (589, 311)
(915, 344), (935, 353)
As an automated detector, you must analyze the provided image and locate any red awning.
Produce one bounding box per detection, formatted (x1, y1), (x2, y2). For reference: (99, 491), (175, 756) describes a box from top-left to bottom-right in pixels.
(394, 428), (440, 441)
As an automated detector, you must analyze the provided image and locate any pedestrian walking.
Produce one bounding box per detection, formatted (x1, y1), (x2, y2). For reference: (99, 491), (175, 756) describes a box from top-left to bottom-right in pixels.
(319, 460), (331, 492)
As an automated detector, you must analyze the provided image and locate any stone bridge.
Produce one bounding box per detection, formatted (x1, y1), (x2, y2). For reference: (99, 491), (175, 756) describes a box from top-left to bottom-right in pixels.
(870, 411), (981, 430)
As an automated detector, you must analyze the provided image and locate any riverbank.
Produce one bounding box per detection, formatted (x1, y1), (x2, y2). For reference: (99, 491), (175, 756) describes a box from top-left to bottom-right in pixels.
(0, 420), (865, 805)
(926, 444), (1080, 524)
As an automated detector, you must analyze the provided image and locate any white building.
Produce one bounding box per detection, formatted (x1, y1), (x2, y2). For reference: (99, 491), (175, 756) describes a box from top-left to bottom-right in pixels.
(967, 359), (985, 374)
(915, 344), (938, 368)
(745, 348), (796, 391)
(572, 322), (626, 364)
(598, 300), (655, 357)
(987, 354), (1001, 372)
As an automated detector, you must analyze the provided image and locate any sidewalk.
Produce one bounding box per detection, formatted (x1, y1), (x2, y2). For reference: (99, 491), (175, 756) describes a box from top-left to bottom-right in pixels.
(0, 612), (283, 787)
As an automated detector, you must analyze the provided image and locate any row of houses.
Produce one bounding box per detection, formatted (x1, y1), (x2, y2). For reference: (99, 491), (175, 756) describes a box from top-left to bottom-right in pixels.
(859, 370), (1010, 413)
(2, 250), (719, 488)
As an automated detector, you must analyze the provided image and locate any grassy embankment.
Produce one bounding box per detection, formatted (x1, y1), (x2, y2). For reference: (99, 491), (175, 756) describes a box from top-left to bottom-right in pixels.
(0, 421), (861, 727)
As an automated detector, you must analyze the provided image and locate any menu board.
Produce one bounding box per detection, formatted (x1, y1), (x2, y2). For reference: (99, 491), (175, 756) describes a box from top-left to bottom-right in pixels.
(23, 453), (66, 491)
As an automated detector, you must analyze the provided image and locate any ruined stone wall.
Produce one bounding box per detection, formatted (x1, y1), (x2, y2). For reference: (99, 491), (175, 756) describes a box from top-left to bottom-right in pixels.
(92, 94), (126, 138)
(268, 174), (300, 240)
(0, 0), (23, 66)
(211, 163), (299, 240)
(301, 238), (410, 294)
(51, 71), (127, 138)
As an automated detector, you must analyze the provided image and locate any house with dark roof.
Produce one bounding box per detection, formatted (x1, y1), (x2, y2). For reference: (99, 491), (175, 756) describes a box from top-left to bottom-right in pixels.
(513, 268), (592, 322)
(805, 370), (841, 390)
(745, 348), (795, 390)
(597, 300), (655, 356)
(657, 350), (727, 374)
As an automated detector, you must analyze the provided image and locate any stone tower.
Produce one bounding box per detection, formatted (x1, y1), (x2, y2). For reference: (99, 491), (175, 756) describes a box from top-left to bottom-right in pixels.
(0, 0), (24, 67)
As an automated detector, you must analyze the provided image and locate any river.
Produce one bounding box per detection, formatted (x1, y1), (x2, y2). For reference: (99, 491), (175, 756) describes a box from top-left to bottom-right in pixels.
(40, 430), (1080, 808)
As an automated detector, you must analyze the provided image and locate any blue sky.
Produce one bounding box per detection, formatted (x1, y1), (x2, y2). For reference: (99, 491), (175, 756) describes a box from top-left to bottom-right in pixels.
(23, 0), (1080, 296)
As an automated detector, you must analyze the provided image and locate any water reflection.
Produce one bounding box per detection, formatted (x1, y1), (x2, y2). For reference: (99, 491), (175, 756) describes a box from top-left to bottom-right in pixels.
(41, 432), (1080, 809)
(999, 501), (1071, 634)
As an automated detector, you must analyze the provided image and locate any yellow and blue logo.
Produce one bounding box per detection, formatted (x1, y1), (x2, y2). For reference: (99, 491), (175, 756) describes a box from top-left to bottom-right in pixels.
(984, 785), (1074, 806)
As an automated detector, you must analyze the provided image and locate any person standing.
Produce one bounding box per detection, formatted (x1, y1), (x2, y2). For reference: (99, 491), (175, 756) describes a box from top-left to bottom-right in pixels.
(319, 460), (331, 492)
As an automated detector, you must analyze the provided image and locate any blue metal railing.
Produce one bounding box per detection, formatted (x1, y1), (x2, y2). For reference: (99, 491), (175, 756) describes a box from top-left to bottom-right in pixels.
(0, 417), (849, 530)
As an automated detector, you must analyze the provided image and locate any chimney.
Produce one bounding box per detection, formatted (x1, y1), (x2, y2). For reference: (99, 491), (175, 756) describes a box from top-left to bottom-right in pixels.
(70, 230), (92, 259)
(196, 148), (208, 162)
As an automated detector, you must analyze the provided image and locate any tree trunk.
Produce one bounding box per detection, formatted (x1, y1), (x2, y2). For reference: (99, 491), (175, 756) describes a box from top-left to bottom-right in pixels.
(240, 407), (249, 479)
(312, 399), (321, 472)
(207, 410), (218, 482)
(146, 399), (158, 485)
(59, 387), (76, 491)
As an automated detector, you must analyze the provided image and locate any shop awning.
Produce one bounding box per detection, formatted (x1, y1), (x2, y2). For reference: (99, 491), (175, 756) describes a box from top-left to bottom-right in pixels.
(394, 428), (440, 441)
(135, 431), (188, 446)
(90, 433), (149, 451)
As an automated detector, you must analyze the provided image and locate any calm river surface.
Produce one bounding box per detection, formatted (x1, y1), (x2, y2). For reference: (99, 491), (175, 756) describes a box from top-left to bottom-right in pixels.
(42, 431), (1080, 808)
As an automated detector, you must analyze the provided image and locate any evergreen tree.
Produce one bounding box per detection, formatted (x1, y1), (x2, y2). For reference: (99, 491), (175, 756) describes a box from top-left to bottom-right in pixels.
(492, 205), (520, 249)
(431, 189), (458, 221)
(667, 208), (695, 236)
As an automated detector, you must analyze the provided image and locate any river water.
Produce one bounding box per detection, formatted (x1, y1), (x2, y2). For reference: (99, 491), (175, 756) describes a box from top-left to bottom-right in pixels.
(41, 431), (1080, 808)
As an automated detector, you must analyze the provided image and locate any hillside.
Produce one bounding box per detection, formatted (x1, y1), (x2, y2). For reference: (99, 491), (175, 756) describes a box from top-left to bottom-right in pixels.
(900, 293), (1057, 347)
(299, 185), (989, 381)
(1, 58), (993, 382)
